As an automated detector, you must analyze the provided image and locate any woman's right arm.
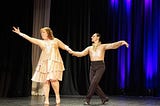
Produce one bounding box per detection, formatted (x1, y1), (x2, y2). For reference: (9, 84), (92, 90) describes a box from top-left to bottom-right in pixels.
(12, 26), (42, 45)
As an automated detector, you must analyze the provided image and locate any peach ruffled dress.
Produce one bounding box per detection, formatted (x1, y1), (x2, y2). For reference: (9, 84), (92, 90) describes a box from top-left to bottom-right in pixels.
(31, 39), (65, 82)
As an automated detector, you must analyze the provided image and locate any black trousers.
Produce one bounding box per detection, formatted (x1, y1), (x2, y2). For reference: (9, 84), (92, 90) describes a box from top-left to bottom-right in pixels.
(86, 61), (107, 100)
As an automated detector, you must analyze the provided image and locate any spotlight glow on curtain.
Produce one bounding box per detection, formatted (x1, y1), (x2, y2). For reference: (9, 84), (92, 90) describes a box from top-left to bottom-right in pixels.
(125, 0), (131, 13)
(143, 0), (155, 89)
(117, 0), (132, 89)
(143, 0), (160, 93)
(111, 0), (119, 9)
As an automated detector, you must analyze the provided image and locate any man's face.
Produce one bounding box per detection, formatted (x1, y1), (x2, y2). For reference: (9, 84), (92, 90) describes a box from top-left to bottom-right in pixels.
(91, 34), (99, 42)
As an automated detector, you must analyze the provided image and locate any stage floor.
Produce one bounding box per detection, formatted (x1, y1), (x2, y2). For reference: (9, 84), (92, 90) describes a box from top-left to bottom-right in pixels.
(0, 95), (160, 106)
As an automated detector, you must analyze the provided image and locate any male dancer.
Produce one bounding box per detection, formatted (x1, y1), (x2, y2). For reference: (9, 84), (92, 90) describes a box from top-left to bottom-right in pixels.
(70, 33), (129, 105)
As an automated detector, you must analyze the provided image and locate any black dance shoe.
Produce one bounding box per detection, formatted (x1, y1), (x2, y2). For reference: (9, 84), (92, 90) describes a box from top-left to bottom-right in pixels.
(84, 99), (90, 105)
(101, 97), (109, 104)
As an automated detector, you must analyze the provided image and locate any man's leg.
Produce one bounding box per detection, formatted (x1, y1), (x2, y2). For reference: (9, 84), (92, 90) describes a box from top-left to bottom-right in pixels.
(95, 86), (109, 104)
(85, 62), (105, 104)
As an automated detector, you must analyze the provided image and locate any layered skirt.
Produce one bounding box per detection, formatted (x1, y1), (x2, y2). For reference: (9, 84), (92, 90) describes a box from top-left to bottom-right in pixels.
(31, 60), (65, 82)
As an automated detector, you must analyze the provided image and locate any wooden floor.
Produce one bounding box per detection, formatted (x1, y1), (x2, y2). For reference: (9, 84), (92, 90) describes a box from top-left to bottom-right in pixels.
(0, 95), (160, 106)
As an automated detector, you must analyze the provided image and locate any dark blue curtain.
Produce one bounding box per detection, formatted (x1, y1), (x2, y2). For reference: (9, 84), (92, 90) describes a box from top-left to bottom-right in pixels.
(50, 0), (160, 96)
(108, 0), (160, 96)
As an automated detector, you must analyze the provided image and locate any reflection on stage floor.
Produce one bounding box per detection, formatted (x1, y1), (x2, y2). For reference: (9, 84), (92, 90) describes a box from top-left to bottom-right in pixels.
(0, 95), (160, 106)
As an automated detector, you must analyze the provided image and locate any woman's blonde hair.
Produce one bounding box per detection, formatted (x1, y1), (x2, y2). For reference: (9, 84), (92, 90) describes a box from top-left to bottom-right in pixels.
(40, 27), (54, 40)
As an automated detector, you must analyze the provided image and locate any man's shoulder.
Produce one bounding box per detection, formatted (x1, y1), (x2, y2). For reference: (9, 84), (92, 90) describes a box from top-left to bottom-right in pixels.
(87, 45), (92, 48)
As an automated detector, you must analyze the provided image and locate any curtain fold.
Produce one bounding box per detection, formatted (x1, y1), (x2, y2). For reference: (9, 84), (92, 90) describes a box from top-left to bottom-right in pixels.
(31, 0), (51, 96)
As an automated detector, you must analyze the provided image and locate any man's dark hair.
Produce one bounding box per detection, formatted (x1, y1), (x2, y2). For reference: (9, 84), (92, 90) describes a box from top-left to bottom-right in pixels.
(95, 33), (101, 41)
(95, 33), (101, 37)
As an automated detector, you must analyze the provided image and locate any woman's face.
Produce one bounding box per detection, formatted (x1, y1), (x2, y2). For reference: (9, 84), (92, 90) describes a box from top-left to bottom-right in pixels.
(40, 29), (49, 40)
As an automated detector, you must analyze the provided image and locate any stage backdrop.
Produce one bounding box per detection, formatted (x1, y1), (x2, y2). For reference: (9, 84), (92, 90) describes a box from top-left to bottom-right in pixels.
(0, 0), (160, 97)
(49, 0), (160, 96)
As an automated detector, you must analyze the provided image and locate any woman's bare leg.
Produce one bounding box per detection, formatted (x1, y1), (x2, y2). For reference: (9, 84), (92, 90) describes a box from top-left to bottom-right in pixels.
(43, 80), (50, 104)
(51, 80), (60, 104)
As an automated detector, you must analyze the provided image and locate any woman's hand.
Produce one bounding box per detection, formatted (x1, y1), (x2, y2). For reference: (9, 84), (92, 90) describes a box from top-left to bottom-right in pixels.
(12, 26), (21, 34)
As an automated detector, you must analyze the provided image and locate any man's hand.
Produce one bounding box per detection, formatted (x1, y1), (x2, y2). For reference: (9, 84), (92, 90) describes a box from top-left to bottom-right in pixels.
(122, 41), (129, 48)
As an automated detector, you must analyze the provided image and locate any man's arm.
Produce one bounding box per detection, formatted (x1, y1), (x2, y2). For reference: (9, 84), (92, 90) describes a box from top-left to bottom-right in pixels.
(71, 47), (90, 57)
(104, 40), (129, 50)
